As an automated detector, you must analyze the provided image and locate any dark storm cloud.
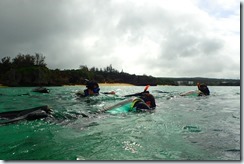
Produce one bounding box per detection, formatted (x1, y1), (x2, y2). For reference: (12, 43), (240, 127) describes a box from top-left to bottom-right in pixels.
(0, 0), (97, 69)
(0, 0), (240, 78)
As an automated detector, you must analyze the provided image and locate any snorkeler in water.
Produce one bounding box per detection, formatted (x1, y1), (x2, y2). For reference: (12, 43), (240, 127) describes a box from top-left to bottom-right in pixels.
(197, 83), (210, 96)
(180, 82), (210, 96)
(130, 90), (156, 112)
(83, 80), (100, 96)
(139, 91), (156, 109)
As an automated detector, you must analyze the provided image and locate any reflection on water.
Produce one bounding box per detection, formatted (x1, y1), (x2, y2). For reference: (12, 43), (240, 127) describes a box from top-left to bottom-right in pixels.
(0, 86), (240, 160)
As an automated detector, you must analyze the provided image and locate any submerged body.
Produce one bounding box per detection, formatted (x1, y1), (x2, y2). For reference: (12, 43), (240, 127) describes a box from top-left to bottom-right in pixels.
(180, 83), (210, 97)
(180, 90), (201, 97)
(0, 106), (52, 125)
(104, 97), (154, 114)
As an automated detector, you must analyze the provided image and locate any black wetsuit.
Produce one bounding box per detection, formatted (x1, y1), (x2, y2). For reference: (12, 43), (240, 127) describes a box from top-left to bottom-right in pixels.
(138, 93), (156, 109)
(198, 84), (210, 96)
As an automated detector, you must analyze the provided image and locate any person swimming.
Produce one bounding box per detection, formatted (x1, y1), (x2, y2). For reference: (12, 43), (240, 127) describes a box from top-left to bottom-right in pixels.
(139, 91), (156, 108)
(83, 80), (100, 96)
(0, 106), (52, 125)
(123, 85), (156, 111)
(130, 91), (156, 112)
(197, 83), (210, 96)
(180, 83), (210, 96)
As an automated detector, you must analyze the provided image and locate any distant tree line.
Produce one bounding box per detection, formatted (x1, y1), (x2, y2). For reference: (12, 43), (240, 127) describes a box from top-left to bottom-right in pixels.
(158, 77), (240, 86)
(0, 53), (158, 86)
(0, 53), (50, 86)
(0, 54), (240, 87)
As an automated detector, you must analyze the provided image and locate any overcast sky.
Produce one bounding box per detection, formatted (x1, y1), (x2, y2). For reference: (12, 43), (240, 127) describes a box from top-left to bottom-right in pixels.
(0, 0), (240, 79)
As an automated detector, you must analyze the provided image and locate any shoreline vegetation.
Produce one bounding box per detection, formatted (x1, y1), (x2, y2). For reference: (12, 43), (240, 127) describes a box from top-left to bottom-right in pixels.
(99, 83), (135, 86)
(0, 83), (136, 88)
(0, 54), (240, 87)
(63, 83), (135, 87)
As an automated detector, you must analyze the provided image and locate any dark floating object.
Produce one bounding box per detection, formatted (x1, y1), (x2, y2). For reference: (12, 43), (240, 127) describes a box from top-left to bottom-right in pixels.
(0, 105), (52, 125)
(226, 149), (240, 152)
(32, 87), (50, 93)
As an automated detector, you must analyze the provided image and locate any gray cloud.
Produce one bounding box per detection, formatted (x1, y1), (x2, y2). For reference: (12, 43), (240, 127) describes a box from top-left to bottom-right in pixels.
(0, 0), (240, 79)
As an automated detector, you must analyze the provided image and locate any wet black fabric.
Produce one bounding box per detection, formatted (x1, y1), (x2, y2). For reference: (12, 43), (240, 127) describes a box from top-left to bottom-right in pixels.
(199, 84), (210, 95)
(140, 93), (156, 108)
(86, 81), (99, 90)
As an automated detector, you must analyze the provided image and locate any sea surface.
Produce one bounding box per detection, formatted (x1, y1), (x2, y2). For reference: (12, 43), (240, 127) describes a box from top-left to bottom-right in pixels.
(0, 86), (240, 161)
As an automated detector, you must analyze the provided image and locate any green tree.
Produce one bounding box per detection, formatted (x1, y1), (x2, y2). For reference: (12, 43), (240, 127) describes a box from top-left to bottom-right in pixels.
(35, 53), (46, 67)
(12, 53), (35, 67)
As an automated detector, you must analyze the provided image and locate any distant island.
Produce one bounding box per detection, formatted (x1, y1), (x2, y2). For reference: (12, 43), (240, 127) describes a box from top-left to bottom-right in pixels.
(0, 53), (240, 87)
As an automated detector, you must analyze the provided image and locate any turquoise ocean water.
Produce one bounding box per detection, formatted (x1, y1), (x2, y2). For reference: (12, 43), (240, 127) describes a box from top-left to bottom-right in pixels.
(0, 86), (240, 160)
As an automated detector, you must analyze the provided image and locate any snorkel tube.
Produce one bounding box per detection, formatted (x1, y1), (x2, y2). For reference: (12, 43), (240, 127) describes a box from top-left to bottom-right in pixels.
(144, 85), (150, 92)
